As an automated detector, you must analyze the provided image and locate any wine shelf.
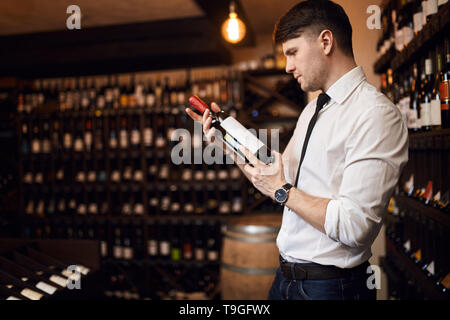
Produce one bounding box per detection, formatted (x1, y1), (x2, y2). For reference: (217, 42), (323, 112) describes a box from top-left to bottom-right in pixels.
(385, 237), (448, 300)
(374, 1), (450, 74)
(395, 195), (450, 228)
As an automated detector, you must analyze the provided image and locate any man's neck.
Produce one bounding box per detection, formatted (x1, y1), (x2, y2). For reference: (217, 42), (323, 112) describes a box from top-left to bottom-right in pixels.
(322, 56), (357, 92)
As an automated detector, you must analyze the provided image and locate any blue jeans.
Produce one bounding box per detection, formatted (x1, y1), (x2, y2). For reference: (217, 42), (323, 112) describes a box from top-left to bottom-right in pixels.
(268, 265), (377, 300)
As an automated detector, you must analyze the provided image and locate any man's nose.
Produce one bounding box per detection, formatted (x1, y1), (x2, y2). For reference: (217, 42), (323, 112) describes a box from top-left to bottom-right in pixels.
(285, 58), (295, 74)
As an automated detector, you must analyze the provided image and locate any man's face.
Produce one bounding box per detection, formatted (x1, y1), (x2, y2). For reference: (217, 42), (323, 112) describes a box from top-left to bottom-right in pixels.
(282, 34), (327, 92)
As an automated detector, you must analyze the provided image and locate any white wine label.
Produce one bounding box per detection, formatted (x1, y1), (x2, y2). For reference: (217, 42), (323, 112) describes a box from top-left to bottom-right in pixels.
(120, 130), (128, 148)
(49, 274), (68, 288)
(422, 1), (429, 20)
(20, 288), (43, 300)
(148, 240), (158, 256)
(160, 241), (170, 256)
(403, 239), (411, 252)
(110, 136), (118, 149)
(36, 281), (57, 295)
(123, 247), (134, 260)
(134, 203), (144, 215)
(402, 26), (414, 46)
(32, 139), (40, 153)
(425, 59), (433, 76)
(221, 117), (265, 155)
(144, 128), (153, 146)
(195, 248), (205, 261)
(101, 241), (108, 257)
(35, 172), (43, 184)
(426, 261), (435, 275)
(113, 246), (123, 259)
(134, 170), (143, 181)
(420, 102), (432, 126)
(74, 138), (83, 152)
(208, 250), (218, 261)
(427, 0), (438, 15)
(131, 130), (140, 145)
(88, 203), (98, 214)
(430, 100), (442, 126)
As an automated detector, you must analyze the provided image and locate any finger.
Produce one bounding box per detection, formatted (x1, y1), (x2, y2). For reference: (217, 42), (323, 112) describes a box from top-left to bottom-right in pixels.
(203, 116), (212, 134)
(211, 102), (221, 113)
(239, 145), (263, 167)
(185, 108), (203, 122)
(202, 108), (210, 123)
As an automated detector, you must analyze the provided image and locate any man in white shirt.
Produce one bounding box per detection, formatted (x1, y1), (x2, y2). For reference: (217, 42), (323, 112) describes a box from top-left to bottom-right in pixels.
(186, 0), (408, 300)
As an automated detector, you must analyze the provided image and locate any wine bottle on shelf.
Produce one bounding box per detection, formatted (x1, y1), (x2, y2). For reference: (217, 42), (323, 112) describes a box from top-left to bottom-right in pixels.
(188, 96), (274, 164)
(128, 74), (137, 109)
(133, 221), (146, 259)
(413, 0), (424, 35)
(431, 45), (443, 127)
(420, 56), (433, 131)
(441, 37), (450, 128)
(182, 221), (193, 261)
(112, 223), (123, 260)
(159, 221), (171, 260)
(425, 0), (438, 23)
(194, 220), (205, 261)
(206, 221), (220, 262)
(119, 116), (128, 150)
(147, 220), (158, 258)
(409, 63), (422, 132)
(0, 271), (45, 300)
(170, 222), (182, 262)
(122, 222), (134, 260)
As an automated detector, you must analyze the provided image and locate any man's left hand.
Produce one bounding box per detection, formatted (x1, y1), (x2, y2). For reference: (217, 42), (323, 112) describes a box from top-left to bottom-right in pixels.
(239, 146), (287, 200)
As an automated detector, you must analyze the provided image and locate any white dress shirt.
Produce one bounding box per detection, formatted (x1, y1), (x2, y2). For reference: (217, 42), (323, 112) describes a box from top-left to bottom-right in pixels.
(278, 66), (409, 268)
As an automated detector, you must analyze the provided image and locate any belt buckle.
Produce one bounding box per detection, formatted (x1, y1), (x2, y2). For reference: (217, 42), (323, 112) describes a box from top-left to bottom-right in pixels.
(292, 264), (307, 280)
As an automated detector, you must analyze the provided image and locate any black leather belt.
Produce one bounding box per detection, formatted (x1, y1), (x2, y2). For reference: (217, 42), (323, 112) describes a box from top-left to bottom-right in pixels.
(279, 255), (370, 280)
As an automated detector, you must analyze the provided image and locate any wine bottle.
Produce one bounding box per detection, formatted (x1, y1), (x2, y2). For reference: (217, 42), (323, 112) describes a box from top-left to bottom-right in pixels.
(441, 37), (450, 128)
(409, 64), (422, 132)
(425, 0), (438, 23)
(420, 56), (433, 131)
(413, 0), (424, 35)
(188, 95), (274, 165)
(147, 220), (158, 258)
(431, 46), (443, 127)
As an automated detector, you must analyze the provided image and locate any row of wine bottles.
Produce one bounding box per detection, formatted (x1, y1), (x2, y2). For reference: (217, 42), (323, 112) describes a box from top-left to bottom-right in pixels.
(377, 0), (448, 57)
(102, 262), (218, 300)
(382, 37), (450, 130)
(0, 245), (90, 300)
(23, 183), (244, 217)
(22, 157), (242, 185)
(23, 219), (223, 264)
(401, 174), (450, 212)
(386, 196), (450, 295)
(17, 69), (242, 114)
(19, 107), (227, 155)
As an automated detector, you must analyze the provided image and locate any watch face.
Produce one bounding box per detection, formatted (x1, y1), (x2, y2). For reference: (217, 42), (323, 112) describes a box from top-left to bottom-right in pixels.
(275, 189), (288, 204)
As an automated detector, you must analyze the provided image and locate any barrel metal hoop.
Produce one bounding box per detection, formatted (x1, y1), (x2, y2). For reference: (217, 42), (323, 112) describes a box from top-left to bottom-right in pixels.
(226, 225), (280, 235)
(222, 263), (277, 275)
(223, 234), (277, 243)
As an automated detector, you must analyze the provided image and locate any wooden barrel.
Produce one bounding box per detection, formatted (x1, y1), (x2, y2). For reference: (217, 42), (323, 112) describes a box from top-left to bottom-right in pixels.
(220, 214), (281, 300)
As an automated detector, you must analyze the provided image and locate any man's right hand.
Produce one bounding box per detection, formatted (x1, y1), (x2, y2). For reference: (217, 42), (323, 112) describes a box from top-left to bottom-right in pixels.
(185, 102), (221, 144)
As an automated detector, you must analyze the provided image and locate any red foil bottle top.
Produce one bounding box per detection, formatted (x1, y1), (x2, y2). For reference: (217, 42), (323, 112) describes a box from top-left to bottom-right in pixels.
(188, 95), (209, 114)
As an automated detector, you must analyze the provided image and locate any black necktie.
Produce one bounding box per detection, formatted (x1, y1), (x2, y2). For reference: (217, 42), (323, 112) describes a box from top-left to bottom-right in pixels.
(294, 93), (330, 187)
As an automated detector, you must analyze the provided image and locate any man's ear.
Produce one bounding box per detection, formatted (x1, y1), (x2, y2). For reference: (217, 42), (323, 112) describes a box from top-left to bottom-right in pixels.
(319, 30), (333, 56)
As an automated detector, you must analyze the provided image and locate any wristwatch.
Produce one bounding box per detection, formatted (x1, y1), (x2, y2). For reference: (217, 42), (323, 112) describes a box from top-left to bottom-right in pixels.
(274, 183), (293, 205)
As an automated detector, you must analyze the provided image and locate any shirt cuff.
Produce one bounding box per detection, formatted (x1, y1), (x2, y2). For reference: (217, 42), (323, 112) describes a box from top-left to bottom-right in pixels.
(324, 199), (339, 243)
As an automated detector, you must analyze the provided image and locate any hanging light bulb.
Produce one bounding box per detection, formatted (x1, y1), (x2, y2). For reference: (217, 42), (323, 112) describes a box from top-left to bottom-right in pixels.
(221, 1), (246, 44)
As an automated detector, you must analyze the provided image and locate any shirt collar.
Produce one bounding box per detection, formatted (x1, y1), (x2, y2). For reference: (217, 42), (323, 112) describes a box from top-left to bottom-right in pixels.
(325, 66), (366, 105)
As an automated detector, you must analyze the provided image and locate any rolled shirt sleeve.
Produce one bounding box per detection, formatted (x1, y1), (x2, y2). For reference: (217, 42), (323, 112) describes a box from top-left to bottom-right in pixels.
(324, 104), (408, 248)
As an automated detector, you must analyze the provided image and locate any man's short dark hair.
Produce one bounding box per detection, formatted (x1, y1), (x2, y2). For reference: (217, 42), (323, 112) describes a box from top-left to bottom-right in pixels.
(273, 0), (354, 57)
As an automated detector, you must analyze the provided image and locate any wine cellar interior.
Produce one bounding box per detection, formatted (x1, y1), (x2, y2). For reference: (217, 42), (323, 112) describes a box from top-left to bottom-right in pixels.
(0, 0), (449, 302)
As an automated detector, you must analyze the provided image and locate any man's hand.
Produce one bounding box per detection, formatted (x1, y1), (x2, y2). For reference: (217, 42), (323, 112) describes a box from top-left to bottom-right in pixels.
(185, 102), (221, 143)
(239, 145), (287, 200)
